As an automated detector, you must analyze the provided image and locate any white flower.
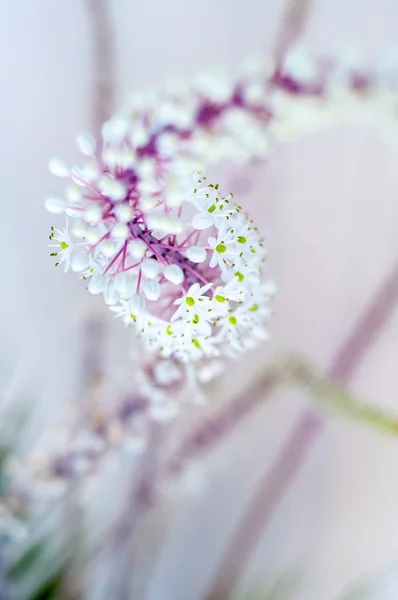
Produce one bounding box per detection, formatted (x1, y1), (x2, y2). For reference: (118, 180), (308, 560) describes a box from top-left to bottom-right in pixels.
(208, 222), (240, 270)
(47, 85), (275, 365)
(190, 185), (237, 231)
(171, 283), (213, 322)
(49, 220), (74, 272)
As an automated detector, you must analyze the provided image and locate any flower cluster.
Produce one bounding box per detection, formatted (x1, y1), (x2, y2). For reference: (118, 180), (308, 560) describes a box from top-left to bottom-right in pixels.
(47, 152), (275, 362)
(48, 46), (398, 363)
(2, 353), (188, 506)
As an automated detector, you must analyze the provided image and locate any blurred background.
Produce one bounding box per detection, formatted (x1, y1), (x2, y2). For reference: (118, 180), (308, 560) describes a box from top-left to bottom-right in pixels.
(1, 1), (398, 598)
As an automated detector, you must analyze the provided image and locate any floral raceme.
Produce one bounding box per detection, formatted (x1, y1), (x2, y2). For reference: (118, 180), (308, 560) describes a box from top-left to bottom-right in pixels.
(47, 132), (275, 363)
(48, 42), (398, 364)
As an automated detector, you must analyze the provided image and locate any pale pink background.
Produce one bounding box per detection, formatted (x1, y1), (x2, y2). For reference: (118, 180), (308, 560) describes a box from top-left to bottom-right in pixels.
(1, 1), (398, 598)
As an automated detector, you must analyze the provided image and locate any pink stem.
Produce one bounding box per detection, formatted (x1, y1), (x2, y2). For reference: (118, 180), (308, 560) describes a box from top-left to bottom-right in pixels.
(116, 241), (128, 274)
(88, 231), (110, 253)
(103, 244), (125, 274)
(136, 268), (142, 294)
(180, 229), (201, 248)
(121, 260), (142, 273)
(141, 237), (168, 264)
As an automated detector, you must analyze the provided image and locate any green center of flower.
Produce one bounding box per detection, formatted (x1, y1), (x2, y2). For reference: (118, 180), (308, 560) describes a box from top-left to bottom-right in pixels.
(186, 296), (195, 306)
(216, 243), (227, 253)
(237, 236), (246, 244)
(60, 241), (68, 250)
(229, 316), (237, 325)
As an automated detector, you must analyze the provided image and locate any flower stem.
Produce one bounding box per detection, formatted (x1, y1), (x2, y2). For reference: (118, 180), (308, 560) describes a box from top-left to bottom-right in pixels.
(85, 0), (116, 133)
(273, 0), (314, 65)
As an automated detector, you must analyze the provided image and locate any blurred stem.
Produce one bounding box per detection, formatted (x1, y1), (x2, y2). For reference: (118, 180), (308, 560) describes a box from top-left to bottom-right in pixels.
(273, 0), (314, 64)
(205, 259), (398, 599)
(85, 0), (116, 134)
(169, 353), (398, 477)
(287, 357), (398, 435)
(101, 419), (163, 600)
(206, 410), (320, 600)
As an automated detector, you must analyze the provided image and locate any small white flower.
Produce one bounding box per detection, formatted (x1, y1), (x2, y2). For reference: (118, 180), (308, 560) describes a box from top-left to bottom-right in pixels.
(208, 222), (239, 270)
(49, 220), (74, 272)
(171, 282), (213, 323)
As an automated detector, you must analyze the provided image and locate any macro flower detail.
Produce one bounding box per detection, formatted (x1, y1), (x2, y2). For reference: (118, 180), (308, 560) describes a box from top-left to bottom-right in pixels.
(47, 129), (274, 363)
(47, 45), (398, 365)
(48, 220), (73, 272)
(44, 60), (291, 364)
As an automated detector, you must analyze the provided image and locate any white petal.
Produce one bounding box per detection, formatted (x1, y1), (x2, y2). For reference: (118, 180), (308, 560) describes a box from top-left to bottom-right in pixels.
(163, 264), (184, 285)
(130, 294), (146, 313)
(114, 273), (135, 295)
(65, 205), (83, 218)
(88, 274), (105, 294)
(103, 285), (119, 305)
(81, 162), (99, 182)
(45, 197), (66, 214)
(76, 133), (96, 156)
(85, 227), (102, 243)
(209, 253), (219, 268)
(108, 180), (127, 202)
(98, 176), (127, 201)
(128, 239), (147, 259)
(72, 221), (86, 239)
(102, 241), (117, 257)
(130, 124), (149, 147)
(65, 185), (83, 203)
(101, 117), (130, 143)
(48, 158), (69, 177)
(147, 213), (184, 235)
(142, 280), (161, 301)
(140, 196), (159, 212)
(186, 246), (207, 263)
(114, 204), (133, 222)
(112, 223), (129, 239)
(192, 213), (214, 230)
(71, 252), (90, 273)
(84, 205), (102, 224)
(71, 166), (86, 185)
(141, 258), (160, 279)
